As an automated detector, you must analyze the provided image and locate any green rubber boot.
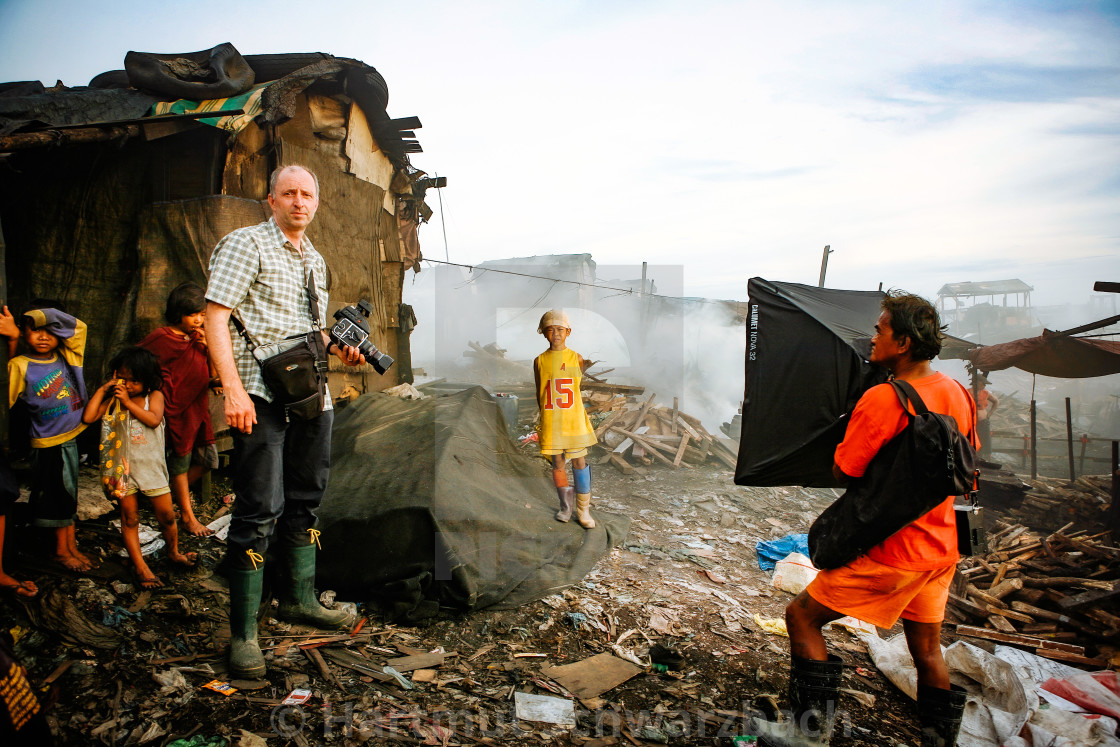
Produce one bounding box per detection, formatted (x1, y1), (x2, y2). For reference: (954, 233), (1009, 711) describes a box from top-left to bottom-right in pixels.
(276, 543), (355, 629)
(228, 566), (266, 680)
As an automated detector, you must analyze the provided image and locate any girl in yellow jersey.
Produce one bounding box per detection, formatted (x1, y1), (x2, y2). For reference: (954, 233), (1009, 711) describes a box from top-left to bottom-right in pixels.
(534, 310), (597, 528)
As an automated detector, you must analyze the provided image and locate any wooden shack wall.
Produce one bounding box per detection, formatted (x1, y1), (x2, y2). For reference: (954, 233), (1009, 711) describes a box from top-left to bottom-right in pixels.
(0, 128), (226, 385)
(0, 87), (411, 415)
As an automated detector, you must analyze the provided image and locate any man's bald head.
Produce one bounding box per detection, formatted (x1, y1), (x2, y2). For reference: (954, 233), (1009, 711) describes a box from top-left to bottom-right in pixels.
(269, 165), (319, 199)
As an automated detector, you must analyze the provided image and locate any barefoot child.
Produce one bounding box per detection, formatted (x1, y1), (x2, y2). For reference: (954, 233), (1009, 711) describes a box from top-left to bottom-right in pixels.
(1, 303), (93, 572)
(534, 309), (598, 528)
(139, 282), (218, 536)
(82, 347), (196, 588)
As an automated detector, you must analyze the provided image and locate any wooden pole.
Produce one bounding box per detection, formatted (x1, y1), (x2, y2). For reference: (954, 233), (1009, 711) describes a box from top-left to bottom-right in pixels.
(1030, 401), (1038, 480)
(1065, 397), (1075, 481)
(818, 245), (833, 287)
(1110, 440), (1119, 542)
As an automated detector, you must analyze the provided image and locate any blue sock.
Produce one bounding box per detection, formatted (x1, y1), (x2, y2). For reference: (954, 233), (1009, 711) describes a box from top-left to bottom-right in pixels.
(574, 465), (591, 494)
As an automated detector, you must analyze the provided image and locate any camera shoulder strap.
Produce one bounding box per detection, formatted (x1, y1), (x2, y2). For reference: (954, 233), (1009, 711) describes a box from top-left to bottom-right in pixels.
(303, 268), (329, 369)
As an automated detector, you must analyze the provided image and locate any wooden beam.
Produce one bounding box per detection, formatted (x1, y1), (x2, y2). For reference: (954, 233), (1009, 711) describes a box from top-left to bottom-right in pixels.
(672, 434), (690, 467)
(954, 625), (1084, 654)
(609, 453), (634, 475)
(0, 124), (141, 152)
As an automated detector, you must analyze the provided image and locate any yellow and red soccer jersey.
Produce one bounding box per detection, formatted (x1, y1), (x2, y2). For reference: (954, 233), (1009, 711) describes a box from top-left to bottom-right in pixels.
(534, 348), (597, 452)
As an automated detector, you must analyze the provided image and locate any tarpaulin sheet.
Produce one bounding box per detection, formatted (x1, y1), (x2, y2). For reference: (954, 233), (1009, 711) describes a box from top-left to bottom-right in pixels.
(315, 387), (629, 617)
(734, 278), (889, 487)
(969, 331), (1120, 378)
(149, 83), (269, 134)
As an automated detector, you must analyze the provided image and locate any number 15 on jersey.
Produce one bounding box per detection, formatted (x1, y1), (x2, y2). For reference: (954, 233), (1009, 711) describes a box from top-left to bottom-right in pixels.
(543, 378), (575, 409)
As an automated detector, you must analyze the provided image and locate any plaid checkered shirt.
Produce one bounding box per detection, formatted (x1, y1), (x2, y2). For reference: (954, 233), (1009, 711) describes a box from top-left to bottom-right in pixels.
(206, 217), (330, 402)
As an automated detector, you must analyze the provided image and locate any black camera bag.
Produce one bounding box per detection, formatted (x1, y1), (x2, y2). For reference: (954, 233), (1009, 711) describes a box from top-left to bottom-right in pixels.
(256, 332), (326, 421)
(808, 379), (979, 570)
(232, 270), (328, 421)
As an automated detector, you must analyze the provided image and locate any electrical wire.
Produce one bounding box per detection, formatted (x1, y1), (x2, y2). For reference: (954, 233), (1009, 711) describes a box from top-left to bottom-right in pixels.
(417, 258), (735, 307)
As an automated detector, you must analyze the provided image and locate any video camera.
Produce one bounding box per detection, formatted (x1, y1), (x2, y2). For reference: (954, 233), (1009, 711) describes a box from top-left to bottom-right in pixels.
(329, 300), (394, 375)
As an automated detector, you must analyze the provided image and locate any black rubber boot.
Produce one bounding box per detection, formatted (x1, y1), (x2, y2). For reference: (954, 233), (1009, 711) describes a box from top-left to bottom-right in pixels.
(918, 684), (967, 747)
(276, 543), (355, 630)
(751, 654), (844, 746)
(228, 566), (266, 680)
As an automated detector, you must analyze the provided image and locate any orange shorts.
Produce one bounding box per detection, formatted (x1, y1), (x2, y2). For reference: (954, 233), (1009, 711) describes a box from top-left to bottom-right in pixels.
(806, 555), (954, 629)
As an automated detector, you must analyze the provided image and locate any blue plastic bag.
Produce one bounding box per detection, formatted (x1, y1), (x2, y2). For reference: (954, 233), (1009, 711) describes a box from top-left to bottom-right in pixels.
(755, 533), (809, 572)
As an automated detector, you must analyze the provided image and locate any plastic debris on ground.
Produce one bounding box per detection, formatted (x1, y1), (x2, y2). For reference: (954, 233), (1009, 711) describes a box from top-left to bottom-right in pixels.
(513, 691), (577, 726)
(207, 513), (232, 540)
(755, 533), (809, 571)
(753, 614), (788, 637)
(858, 632), (1120, 747)
(110, 520), (165, 557)
(769, 551), (817, 594)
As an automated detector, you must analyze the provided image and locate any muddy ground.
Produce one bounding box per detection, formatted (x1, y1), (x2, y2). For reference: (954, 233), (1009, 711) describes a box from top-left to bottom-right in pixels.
(0, 432), (1095, 746)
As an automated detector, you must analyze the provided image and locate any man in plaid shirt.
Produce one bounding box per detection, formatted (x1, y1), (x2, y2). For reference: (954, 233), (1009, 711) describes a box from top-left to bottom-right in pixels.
(205, 164), (365, 680)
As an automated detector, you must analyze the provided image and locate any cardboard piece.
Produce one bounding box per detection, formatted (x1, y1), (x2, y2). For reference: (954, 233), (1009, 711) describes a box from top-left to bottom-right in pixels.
(542, 652), (642, 699)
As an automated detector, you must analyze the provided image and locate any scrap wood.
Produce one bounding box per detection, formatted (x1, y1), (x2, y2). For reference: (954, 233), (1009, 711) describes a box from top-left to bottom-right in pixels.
(1034, 649), (1110, 668)
(609, 453), (635, 475)
(987, 614), (1018, 633)
(954, 625), (1085, 654)
(1021, 575), (1116, 591)
(43, 659), (73, 685)
(945, 595), (990, 618)
(384, 651), (455, 672)
(1009, 602), (1098, 637)
(625, 393), (658, 432)
(966, 584), (1008, 609)
(985, 577), (1023, 600)
(304, 646), (340, 686)
(322, 649), (397, 683)
(672, 434), (691, 467)
(595, 408), (627, 437)
(1057, 586), (1120, 609)
(582, 381), (645, 395)
(466, 643), (496, 662)
(984, 606), (1035, 625)
(611, 427), (676, 467)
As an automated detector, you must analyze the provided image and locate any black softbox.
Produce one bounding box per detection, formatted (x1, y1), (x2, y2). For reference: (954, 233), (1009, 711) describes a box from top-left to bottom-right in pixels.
(734, 278), (888, 487)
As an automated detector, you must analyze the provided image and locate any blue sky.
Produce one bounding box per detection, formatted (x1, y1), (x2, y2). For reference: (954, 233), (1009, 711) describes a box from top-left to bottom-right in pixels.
(1, 0), (1118, 310)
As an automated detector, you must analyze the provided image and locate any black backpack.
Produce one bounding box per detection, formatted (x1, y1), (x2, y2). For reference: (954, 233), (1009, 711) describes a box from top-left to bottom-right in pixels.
(808, 379), (979, 570)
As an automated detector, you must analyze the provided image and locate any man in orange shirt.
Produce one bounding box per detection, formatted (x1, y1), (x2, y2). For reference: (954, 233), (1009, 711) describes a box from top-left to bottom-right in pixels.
(752, 293), (974, 747)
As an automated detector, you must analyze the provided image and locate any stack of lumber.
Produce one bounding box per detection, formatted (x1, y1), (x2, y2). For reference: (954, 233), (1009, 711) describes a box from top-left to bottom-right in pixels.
(949, 520), (1120, 667)
(1016, 475), (1114, 533)
(581, 364), (646, 397)
(592, 393), (739, 474)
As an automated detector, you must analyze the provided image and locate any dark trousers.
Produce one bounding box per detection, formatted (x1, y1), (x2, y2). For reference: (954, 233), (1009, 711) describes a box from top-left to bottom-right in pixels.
(227, 397), (333, 566)
(30, 440), (78, 528)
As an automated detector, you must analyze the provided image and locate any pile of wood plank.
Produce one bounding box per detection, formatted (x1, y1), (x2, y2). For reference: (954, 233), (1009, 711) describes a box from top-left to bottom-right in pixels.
(948, 520), (1119, 667)
(590, 392), (740, 474)
(1015, 475), (1114, 533)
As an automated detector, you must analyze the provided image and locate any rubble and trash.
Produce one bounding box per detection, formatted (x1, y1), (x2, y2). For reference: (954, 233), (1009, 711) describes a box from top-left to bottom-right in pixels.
(1, 362), (1115, 745)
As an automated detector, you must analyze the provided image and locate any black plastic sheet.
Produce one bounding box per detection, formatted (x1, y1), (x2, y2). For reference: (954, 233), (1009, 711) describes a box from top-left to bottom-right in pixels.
(734, 278), (888, 487)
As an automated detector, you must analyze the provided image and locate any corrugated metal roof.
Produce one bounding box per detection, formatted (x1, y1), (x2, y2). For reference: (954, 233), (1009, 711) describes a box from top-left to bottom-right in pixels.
(937, 279), (1034, 297)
